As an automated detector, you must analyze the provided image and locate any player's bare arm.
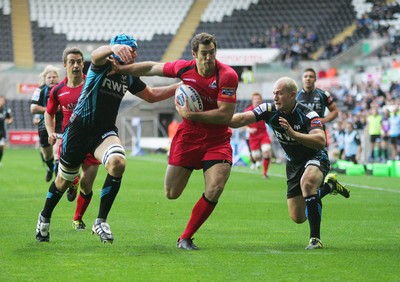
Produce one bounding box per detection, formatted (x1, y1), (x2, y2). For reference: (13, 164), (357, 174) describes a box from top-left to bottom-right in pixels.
(30, 104), (46, 115)
(178, 101), (236, 125)
(92, 44), (133, 66)
(228, 111), (257, 128)
(112, 60), (165, 77)
(280, 116), (326, 149)
(322, 102), (339, 124)
(44, 111), (57, 145)
(136, 83), (181, 103)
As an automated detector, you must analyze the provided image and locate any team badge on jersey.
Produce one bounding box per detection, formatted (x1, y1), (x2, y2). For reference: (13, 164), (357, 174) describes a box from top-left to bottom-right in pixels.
(311, 118), (323, 128)
(209, 80), (217, 89)
(221, 87), (236, 99)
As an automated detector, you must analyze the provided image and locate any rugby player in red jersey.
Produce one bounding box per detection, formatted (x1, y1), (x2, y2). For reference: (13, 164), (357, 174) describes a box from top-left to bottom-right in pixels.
(112, 32), (238, 250)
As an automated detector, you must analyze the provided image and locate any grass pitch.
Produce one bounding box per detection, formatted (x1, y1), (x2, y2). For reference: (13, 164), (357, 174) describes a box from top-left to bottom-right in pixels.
(0, 148), (399, 281)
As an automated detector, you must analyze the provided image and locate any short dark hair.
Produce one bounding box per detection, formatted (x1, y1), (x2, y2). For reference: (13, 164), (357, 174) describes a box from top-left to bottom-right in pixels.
(62, 47), (84, 64)
(303, 67), (316, 77)
(191, 32), (217, 53)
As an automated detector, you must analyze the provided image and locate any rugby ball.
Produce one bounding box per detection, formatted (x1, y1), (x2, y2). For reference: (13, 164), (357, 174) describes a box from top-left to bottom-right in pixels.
(175, 84), (203, 112)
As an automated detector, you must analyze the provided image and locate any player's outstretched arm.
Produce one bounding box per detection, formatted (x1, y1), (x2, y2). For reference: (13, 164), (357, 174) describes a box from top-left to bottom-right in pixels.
(228, 111), (257, 128)
(112, 60), (165, 77)
(136, 82), (181, 103)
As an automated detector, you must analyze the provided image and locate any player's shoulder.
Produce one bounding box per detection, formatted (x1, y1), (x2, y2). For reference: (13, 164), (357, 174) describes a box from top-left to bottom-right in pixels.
(296, 102), (319, 118)
(315, 87), (330, 96)
(216, 60), (238, 77)
(37, 84), (48, 92)
(169, 59), (195, 69)
(297, 88), (306, 95)
(52, 78), (67, 94)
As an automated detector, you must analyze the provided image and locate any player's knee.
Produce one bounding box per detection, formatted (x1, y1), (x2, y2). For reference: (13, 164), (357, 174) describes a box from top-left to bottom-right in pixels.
(164, 185), (181, 200)
(291, 214), (307, 224)
(102, 144), (126, 176)
(107, 156), (126, 176)
(164, 189), (178, 200)
(251, 150), (261, 160)
(58, 165), (79, 182)
(205, 184), (224, 201)
(79, 178), (93, 194)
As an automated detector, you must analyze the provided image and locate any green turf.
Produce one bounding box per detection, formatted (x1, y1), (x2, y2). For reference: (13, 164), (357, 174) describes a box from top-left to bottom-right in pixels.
(0, 148), (399, 281)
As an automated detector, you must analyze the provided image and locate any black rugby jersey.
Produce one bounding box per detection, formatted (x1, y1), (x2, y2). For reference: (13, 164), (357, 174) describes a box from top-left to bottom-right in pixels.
(0, 106), (12, 137)
(296, 88), (333, 118)
(253, 102), (325, 163)
(31, 84), (63, 130)
(73, 61), (146, 129)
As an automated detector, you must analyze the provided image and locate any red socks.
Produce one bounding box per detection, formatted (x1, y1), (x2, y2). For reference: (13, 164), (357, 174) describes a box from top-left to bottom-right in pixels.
(263, 158), (270, 176)
(180, 194), (216, 239)
(73, 191), (92, 221)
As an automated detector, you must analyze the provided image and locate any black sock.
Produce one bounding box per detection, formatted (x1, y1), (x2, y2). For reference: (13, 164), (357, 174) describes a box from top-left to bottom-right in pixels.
(97, 174), (122, 220)
(81, 190), (93, 199)
(41, 181), (64, 218)
(305, 194), (322, 239)
(45, 158), (54, 171)
(318, 183), (331, 199)
(0, 148), (3, 162)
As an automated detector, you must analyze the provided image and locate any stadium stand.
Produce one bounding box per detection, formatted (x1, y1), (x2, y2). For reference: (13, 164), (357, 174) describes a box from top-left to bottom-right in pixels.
(1, 0), (400, 154)
(182, 0), (356, 60)
(0, 0), (13, 62)
(8, 99), (34, 130)
(28, 0), (194, 62)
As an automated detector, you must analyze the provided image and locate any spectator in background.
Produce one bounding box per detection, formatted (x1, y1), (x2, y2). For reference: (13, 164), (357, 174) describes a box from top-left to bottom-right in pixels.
(344, 95), (356, 112)
(367, 107), (383, 162)
(241, 67), (254, 84)
(167, 117), (181, 157)
(343, 121), (362, 164)
(389, 106), (400, 160)
(168, 117), (180, 140)
(392, 58), (400, 68)
(331, 121), (345, 160)
(381, 109), (391, 161)
(318, 69), (327, 79)
(0, 96), (13, 166)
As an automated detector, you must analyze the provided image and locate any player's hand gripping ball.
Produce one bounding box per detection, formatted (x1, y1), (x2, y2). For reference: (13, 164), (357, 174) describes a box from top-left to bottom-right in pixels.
(175, 84), (203, 112)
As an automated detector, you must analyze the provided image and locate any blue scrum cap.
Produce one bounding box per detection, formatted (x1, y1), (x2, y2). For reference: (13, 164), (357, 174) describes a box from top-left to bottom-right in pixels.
(110, 33), (138, 48)
(110, 33), (138, 64)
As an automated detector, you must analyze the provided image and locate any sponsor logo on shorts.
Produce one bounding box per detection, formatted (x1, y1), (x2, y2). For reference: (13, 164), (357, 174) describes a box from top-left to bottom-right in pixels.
(306, 159), (320, 167)
(101, 130), (117, 139)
